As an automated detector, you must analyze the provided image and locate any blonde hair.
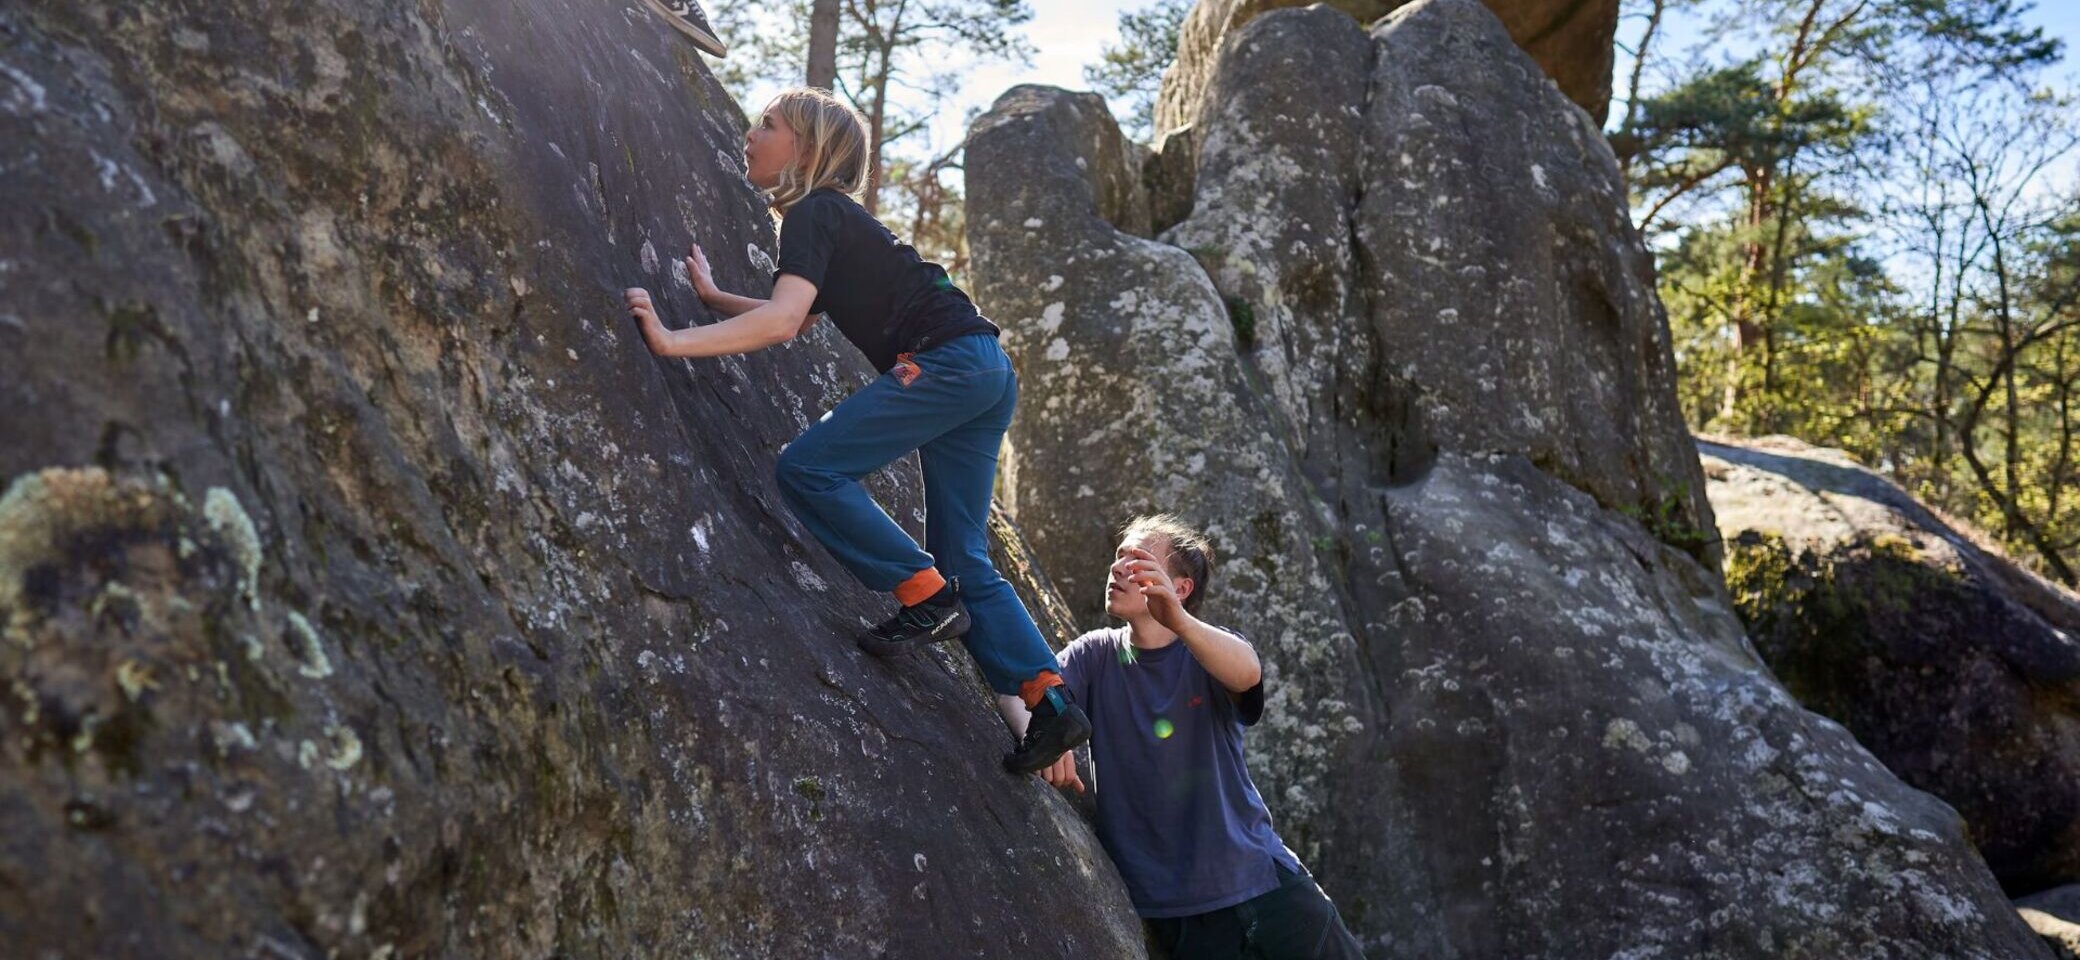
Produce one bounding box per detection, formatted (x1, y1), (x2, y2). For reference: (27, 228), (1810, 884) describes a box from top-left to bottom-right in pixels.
(762, 87), (870, 212)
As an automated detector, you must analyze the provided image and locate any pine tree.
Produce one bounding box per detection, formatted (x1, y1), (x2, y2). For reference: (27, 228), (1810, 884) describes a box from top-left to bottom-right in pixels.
(1084, 0), (1191, 142)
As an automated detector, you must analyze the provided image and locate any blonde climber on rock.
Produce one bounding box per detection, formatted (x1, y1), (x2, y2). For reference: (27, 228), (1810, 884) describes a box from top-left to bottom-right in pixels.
(620, 86), (1091, 775)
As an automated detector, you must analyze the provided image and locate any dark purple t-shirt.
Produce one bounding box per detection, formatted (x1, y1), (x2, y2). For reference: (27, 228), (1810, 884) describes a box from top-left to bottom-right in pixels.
(1057, 627), (1303, 919)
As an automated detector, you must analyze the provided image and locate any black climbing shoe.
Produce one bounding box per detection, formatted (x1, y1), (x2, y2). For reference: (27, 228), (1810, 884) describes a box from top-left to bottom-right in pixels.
(1004, 688), (1093, 775)
(857, 579), (970, 657)
(639, 0), (729, 57)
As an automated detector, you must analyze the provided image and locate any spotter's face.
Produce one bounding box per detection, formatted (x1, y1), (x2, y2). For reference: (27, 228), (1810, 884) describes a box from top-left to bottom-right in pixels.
(1105, 533), (1173, 620)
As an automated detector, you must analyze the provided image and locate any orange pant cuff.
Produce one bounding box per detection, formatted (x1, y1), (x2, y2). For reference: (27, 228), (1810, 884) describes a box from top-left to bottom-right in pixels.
(893, 567), (947, 607)
(1019, 671), (1065, 709)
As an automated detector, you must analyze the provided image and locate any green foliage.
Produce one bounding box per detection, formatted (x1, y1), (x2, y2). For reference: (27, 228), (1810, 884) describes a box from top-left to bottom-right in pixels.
(1886, 0), (2063, 74)
(1614, 483), (1715, 557)
(1621, 0), (2080, 585)
(1657, 214), (1907, 441)
(1084, 0), (1190, 141)
(1224, 295), (1257, 351)
(1722, 529), (1963, 710)
(1628, 61), (1870, 182)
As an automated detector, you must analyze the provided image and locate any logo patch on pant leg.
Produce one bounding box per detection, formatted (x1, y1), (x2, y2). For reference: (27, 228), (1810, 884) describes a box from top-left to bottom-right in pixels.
(893, 351), (921, 387)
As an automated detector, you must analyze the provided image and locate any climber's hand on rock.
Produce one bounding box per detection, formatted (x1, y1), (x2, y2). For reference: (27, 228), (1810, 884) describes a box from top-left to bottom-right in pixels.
(1040, 750), (1084, 794)
(625, 286), (658, 319)
(624, 290), (665, 355)
(685, 243), (717, 300)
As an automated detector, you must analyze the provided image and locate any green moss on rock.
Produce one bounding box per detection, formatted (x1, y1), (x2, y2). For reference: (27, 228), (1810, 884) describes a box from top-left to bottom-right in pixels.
(1, 467), (183, 640)
(1723, 529), (1969, 717)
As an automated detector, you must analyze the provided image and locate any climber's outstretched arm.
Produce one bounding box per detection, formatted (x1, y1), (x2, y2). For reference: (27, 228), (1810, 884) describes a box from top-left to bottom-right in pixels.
(678, 244), (825, 335)
(624, 276), (817, 358)
(701, 288), (767, 318)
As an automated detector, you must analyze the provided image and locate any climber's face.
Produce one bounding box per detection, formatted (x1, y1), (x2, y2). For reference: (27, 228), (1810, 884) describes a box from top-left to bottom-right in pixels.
(744, 108), (800, 190)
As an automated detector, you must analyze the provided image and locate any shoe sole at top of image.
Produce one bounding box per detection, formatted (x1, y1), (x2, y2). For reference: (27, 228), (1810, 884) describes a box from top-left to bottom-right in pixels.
(637, 0), (729, 57)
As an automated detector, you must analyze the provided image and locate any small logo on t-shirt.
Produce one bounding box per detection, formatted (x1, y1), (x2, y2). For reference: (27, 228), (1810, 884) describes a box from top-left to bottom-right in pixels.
(1188, 695), (1205, 708)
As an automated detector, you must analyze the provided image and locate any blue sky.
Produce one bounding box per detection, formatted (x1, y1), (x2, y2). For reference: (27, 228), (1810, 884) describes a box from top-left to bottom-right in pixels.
(873, 0), (1147, 153)
(1608, 0), (2080, 123)
(926, 0), (2080, 148)
(701, 0), (2080, 218)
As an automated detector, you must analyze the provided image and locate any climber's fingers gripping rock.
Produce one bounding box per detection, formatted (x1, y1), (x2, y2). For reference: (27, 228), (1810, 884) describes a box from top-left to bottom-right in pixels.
(685, 243), (716, 299)
(625, 287), (656, 321)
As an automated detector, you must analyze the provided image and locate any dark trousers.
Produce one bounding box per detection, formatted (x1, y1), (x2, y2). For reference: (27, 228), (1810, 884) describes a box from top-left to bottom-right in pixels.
(1149, 862), (1366, 960)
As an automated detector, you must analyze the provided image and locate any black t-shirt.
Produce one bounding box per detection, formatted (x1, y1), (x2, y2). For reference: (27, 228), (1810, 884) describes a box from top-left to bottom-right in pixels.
(773, 187), (999, 372)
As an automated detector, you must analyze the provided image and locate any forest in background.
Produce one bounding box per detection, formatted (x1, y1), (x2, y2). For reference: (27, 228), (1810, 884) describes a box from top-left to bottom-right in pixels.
(701, 0), (2080, 588)
(1611, 0), (2080, 589)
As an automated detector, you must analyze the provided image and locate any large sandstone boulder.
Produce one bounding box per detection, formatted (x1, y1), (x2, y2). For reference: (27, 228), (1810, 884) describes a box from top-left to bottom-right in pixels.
(1162, 6), (1374, 476)
(968, 85), (1376, 843)
(1702, 435), (2080, 894)
(968, 0), (2047, 955)
(1155, 0), (1618, 144)
(1165, 0), (1711, 567)
(1344, 450), (2046, 957)
(1477, 0), (1621, 125)
(1157, 0), (1397, 138)
(1353, 0), (1712, 566)
(0, 1), (1144, 956)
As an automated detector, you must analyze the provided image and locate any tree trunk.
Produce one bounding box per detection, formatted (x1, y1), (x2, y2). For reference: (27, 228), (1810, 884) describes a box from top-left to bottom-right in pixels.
(1615, 0), (1665, 186)
(866, 49), (888, 214)
(2052, 331), (2074, 523)
(1990, 217), (2021, 540)
(808, 0), (839, 89)
(1719, 168), (1773, 430)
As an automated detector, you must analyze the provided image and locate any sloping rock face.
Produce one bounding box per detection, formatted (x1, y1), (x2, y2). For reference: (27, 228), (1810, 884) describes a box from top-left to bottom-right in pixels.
(1162, 7), (1374, 480)
(1341, 450), (2045, 957)
(0, 1), (1143, 957)
(1154, 0), (1617, 144)
(1353, 0), (1712, 565)
(968, 1), (2048, 955)
(1702, 435), (2080, 895)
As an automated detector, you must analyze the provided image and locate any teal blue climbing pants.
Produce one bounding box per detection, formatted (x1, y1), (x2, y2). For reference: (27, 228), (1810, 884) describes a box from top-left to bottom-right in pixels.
(774, 333), (1061, 696)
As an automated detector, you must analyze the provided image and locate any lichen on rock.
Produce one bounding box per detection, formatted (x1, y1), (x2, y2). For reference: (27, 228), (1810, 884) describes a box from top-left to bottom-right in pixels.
(203, 486), (263, 611)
